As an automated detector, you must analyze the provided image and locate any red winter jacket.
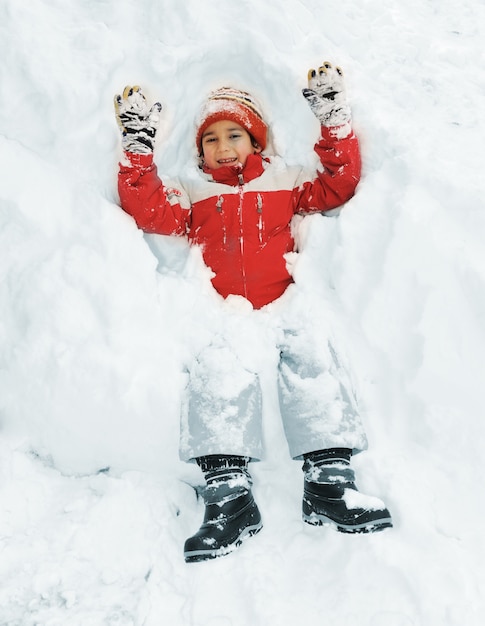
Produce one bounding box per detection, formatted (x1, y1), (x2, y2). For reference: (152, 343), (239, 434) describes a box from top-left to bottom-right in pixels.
(118, 125), (361, 309)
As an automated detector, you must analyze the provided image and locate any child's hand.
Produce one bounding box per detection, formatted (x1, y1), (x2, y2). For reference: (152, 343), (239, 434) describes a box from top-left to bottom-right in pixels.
(114, 86), (162, 154)
(302, 62), (351, 128)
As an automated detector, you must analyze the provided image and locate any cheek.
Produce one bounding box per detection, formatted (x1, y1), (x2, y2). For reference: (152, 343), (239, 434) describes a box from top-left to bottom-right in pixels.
(202, 149), (221, 169)
(202, 146), (214, 160)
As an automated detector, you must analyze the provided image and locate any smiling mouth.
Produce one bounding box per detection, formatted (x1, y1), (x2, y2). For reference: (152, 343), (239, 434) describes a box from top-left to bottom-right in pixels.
(217, 157), (238, 164)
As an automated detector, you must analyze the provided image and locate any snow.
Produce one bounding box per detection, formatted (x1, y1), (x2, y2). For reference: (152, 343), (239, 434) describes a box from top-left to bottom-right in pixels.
(1, 0), (484, 624)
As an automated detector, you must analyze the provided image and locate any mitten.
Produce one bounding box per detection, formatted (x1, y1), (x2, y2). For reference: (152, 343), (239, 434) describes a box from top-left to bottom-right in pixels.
(302, 62), (351, 127)
(114, 86), (162, 154)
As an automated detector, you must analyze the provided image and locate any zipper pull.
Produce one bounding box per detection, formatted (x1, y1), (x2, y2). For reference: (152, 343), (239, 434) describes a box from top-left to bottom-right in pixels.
(216, 196), (224, 212)
(256, 193), (263, 213)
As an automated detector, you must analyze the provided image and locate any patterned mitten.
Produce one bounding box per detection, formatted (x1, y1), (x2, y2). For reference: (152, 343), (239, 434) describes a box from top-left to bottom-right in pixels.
(114, 86), (162, 154)
(302, 61), (351, 127)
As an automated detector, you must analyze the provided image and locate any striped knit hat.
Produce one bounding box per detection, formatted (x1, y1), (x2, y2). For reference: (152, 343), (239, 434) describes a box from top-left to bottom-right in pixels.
(196, 87), (268, 153)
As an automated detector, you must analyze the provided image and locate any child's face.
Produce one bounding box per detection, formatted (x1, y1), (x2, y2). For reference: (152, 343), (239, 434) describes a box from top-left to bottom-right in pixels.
(201, 120), (261, 169)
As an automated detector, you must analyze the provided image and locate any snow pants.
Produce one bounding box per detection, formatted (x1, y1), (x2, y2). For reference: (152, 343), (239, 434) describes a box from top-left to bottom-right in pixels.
(179, 288), (368, 462)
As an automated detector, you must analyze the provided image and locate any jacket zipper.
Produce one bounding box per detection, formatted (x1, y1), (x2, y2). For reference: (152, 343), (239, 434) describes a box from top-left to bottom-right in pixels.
(216, 196), (226, 245)
(256, 193), (263, 244)
(237, 181), (248, 300)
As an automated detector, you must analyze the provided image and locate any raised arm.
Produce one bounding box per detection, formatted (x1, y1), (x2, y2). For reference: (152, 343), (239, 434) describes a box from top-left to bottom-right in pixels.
(294, 62), (361, 213)
(114, 86), (190, 235)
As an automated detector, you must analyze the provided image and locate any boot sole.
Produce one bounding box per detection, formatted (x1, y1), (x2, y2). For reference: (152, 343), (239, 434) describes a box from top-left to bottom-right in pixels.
(303, 511), (393, 534)
(184, 521), (263, 563)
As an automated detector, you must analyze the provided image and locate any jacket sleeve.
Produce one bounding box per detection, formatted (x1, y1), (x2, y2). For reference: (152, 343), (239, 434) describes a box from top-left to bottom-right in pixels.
(292, 125), (361, 214)
(117, 152), (191, 236)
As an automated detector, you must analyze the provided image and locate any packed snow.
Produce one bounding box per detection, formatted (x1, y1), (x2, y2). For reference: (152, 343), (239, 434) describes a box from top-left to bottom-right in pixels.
(1, 0), (485, 624)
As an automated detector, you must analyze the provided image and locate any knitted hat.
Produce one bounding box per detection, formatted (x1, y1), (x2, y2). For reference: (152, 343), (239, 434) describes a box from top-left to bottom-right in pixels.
(196, 87), (268, 153)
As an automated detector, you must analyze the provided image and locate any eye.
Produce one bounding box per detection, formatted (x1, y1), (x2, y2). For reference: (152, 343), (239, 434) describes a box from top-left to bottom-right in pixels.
(229, 133), (242, 140)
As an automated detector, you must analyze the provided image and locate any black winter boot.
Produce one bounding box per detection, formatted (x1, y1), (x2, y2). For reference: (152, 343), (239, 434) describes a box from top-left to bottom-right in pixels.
(302, 448), (393, 534)
(184, 455), (262, 563)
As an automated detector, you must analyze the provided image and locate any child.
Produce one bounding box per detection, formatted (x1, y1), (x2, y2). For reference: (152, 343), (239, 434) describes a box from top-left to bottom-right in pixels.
(114, 62), (393, 563)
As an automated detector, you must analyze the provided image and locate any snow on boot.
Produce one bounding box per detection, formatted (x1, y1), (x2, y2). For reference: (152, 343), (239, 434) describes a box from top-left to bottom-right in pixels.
(184, 456), (262, 563)
(302, 448), (393, 534)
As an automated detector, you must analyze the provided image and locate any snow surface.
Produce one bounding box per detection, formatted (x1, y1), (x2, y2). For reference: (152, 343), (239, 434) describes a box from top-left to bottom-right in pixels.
(1, 0), (485, 624)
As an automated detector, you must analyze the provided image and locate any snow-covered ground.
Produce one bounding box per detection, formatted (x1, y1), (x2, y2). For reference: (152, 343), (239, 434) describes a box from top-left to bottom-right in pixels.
(1, 0), (485, 624)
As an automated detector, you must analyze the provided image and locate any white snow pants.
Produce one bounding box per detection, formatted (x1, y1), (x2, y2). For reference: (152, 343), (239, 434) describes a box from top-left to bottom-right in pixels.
(179, 287), (368, 462)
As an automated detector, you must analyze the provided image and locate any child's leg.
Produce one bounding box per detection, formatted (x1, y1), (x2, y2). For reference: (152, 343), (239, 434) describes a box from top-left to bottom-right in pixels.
(184, 455), (262, 562)
(180, 340), (263, 462)
(277, 329), (368, 458)
(274, 307), (392, 533)
(180, 309), (269, 561)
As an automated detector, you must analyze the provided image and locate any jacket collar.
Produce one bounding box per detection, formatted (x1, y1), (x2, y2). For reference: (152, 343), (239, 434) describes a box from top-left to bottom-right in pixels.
(202, 153), (267, 186)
